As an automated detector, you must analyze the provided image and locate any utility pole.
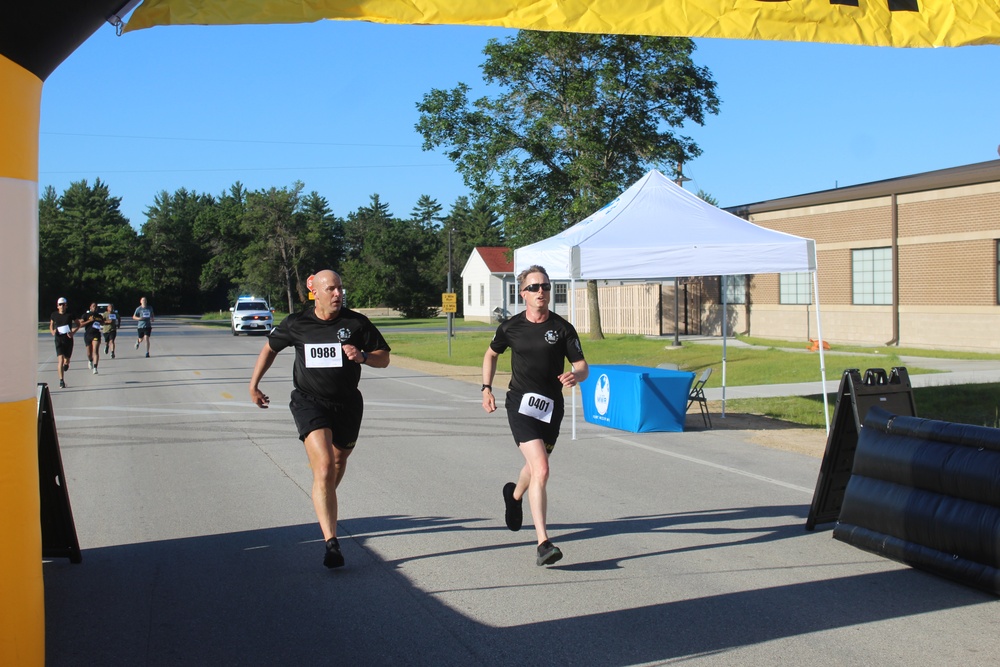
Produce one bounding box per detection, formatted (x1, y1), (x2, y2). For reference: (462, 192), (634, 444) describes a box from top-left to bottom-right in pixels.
(447, 226), (453, 356)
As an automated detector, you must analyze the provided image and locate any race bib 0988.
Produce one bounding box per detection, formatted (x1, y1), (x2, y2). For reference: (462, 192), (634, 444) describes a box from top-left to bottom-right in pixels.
(304, 343), (343, 368)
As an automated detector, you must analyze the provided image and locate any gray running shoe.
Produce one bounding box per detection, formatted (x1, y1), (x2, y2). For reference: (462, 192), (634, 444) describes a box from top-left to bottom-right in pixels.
(536, 540), (563, 566)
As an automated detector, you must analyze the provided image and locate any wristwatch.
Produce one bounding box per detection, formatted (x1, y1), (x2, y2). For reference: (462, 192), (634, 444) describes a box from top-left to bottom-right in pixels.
(360, 350), (368, 364)
(481, 384), (492, 392)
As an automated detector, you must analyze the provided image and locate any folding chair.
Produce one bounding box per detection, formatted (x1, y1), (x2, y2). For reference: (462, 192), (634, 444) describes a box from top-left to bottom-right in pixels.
(687, 367), (712, 429)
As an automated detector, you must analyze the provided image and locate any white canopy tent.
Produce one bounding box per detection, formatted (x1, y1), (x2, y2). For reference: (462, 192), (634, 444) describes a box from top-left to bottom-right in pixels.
(513, 169), (829, 434)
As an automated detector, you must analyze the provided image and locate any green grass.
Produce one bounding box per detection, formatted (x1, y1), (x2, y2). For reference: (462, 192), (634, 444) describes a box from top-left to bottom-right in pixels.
(735, 334), (1000, 361)
(727, 384), (1000, 430)
(384, 329), (1000, 430)
(384, 330), (931, 387)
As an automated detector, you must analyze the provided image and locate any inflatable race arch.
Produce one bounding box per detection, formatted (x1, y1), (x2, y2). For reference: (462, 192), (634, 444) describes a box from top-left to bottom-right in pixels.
(5, 1), (1000, 664)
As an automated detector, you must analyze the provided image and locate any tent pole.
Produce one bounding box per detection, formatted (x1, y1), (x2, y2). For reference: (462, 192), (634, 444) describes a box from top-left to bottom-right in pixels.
(721, 277), (727, 417)
(812, 268), (830, 434)
(570, 278), (577, 440)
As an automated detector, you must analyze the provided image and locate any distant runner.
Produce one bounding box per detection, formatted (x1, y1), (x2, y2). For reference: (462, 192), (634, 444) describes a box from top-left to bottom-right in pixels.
(103, 303), (119, 358)
(133, 296), (154, 357)
(80, 301), (105, 375)
(49, 297), (80, 389)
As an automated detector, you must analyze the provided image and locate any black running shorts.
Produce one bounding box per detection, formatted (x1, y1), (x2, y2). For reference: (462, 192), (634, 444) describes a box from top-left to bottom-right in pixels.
(54, 335), (73, 358)
(104, 330), (117, 342)
(84, 329), (102, 345)
(504, 389), (562, 453)
(289, 388), (364, 449)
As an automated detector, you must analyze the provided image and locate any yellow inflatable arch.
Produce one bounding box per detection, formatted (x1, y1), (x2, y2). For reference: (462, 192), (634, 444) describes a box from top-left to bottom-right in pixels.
(4, 0), (996, 664)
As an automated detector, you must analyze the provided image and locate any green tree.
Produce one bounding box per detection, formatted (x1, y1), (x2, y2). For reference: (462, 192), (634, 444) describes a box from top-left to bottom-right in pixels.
(696, 189), (719, 206)
(341, 194), (395, 308)
(416, 31), (719, 337)
(411, 194), (444, 231)
(141, 187), (213, 312)
(195, 182), (249, 310)
(243, 182), (309, 313)
(38, 179), (138, 315)
(296, 190), (344, 304)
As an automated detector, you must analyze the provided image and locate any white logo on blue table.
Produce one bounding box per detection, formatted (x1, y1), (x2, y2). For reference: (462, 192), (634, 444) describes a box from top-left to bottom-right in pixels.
(594, 374), (611, 416)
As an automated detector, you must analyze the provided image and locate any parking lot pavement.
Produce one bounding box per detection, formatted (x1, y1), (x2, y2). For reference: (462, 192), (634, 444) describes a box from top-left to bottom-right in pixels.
(40, 322), (1000, 666)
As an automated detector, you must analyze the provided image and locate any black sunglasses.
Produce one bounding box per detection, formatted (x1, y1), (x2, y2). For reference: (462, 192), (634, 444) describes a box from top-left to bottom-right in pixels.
(522, 282), (552, 292)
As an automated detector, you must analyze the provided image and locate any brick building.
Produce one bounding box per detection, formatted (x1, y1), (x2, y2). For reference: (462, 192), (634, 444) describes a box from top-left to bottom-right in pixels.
(719, 159), (1000, 352)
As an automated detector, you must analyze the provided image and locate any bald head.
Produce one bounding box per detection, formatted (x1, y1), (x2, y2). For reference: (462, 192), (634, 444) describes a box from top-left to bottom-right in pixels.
(312, 269), (345, 320)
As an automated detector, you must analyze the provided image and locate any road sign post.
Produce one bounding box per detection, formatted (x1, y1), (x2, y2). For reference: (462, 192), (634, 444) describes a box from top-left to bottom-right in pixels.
(442, 293), (457, 356)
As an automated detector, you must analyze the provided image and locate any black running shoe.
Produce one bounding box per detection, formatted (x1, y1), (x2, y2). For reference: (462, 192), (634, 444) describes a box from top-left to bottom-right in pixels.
(323, 537), (345, 569)
(111, 351), (115, 359)
(145, 352), (150, 358)
(104, 344), (109, 354)
(503, 482), (522, 531)
(536, 540), (563, 566)
(62, 363), (68, 372)
(59, 379), (65, 389)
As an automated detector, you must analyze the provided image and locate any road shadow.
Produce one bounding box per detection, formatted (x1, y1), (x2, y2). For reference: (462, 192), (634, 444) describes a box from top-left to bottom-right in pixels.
(45, 512), (993, 665)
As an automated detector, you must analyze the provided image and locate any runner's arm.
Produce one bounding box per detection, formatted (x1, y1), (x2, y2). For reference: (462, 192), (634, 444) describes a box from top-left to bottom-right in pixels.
(249, 343), (278, 408)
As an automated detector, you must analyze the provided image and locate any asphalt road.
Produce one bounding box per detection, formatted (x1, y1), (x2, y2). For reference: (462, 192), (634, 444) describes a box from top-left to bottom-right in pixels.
(40, 318), (1000, 666)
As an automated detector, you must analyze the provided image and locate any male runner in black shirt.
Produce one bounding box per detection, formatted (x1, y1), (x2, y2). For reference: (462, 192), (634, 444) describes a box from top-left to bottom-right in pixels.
(49, 297), (80, 389)
(482, 265), (589, 566)
(249, 269), (391, 569)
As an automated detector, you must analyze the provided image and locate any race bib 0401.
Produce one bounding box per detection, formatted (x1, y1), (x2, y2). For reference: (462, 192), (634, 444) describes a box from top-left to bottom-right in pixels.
(519, 392), (554, 423)
(304, 342), (343, 368)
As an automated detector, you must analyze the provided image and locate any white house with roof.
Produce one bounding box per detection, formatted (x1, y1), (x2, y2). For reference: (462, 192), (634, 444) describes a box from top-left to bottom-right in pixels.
(460, 246), (572, 322)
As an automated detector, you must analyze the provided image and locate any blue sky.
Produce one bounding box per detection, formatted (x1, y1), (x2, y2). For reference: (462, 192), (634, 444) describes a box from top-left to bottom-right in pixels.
(39, 19), (1000, 229)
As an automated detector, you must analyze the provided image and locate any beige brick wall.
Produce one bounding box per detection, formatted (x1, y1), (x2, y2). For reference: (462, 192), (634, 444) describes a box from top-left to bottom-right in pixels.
(900, 306), (1000, 351)
(900, 240), (996, 305)
(742, 183), (1000, 350)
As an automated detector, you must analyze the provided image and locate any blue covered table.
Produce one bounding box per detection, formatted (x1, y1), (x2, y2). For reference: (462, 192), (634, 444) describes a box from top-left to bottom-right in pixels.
(580, 365), (695, 433)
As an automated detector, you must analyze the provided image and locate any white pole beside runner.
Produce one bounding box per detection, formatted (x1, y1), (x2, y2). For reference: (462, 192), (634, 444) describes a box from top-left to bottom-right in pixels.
(812, 265), (831, 434)
(570, 277), (577, 440)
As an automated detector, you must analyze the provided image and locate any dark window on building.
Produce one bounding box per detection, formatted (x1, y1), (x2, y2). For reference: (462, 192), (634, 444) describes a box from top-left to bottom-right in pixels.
(554, 283), (567, 304)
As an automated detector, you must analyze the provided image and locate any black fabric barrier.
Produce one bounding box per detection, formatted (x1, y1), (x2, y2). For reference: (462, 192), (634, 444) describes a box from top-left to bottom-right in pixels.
(833, 407), (1000, 595)
(806, 367), (916, 529)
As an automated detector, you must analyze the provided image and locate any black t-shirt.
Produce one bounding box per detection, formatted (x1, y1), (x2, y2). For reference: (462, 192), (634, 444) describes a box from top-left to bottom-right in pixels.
(81, 309), (105, 337)
(50, 311), (77, 338)
(489, 311), (585, 400)
(267, 306), (390, 402)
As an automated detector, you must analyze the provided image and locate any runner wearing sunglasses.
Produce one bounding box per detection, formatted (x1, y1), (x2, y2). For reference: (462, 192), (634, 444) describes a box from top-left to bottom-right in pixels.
(482, 264), (589, 566)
